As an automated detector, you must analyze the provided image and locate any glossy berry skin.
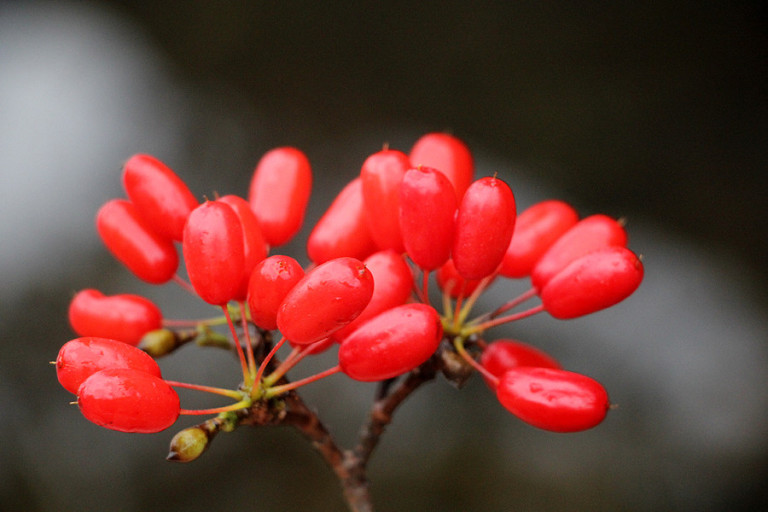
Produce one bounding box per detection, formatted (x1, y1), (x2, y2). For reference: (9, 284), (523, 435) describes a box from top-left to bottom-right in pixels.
(409, 133), (474, 201)
(182, 201), (245, 305)
(68, 289), (162, 346)
(499, 200), (579, 279)
(247, 255), (305, 331)
(77, 368), (180, 433)
(480, 340), (561, 387)
(360, 149), (410, 252)
(249, 147), (312, 247)
(277, 257), (374, 345)
(339, 303), (443, 382)
(96, 199), (179, 284)
(531, 214), (628, 291)
(399, 166), (457, 271)
(496, 367), (610, 432)
(540, 246), (644, 319)
(452, 176), (516, 280)
(217, 195), (268, 301)
(436, 258), (492, 298)
(122, 154), (199, 242)
(307, 178), (377, 264)
(56, 337), (162, 394)
(332, 250), (414, 342)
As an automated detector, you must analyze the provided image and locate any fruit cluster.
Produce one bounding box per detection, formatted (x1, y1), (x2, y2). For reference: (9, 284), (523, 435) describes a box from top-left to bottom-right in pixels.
(56, 133), (643, 444)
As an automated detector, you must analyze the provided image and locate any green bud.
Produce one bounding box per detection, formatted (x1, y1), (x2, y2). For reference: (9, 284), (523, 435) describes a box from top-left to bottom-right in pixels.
(167, 426), (211, 463)
(139, 328), (177, 357)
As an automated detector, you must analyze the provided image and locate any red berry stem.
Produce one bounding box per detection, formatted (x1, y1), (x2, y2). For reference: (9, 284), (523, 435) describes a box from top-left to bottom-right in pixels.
(453, 274), (495, 328)
(254, 335), (288, 393)
(238, 301), (257, 378)
(421, 271), (431, 307)
(262, 339), (330, 387)
(453, 337), (499, 387)
(464, 304), (545, 335)
(173, 274), (197, 296)
(488, 287), (538, 319)
(179, 399), (253, 416)
(221, 305), (251, 387)
(263, 365), (342, 398)
(164, 380), (244, 400)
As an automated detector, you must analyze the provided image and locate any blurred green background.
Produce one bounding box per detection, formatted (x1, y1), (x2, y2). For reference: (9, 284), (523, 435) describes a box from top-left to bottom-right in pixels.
(1, 2), (767, 511)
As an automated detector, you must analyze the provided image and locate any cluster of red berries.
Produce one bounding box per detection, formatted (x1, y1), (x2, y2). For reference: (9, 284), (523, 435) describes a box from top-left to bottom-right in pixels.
(56, 133), (643, 439)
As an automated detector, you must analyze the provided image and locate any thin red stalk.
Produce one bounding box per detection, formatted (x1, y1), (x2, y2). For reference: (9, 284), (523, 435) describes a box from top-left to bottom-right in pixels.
(453, 339), (499, 387)
(221, 305), (251, 386)
(264, 365), (342, 398)
(263, 339), (329, 387)
(421, 271), (431, 307)
(165, 380), (243, 400)
(255, 335), (287, 387)
(173, 274), (197, 295)
(238, 301), (257, 378)
(489, 287), (538, 318)
(180, 399), (251, 416)
(468, 304), (545, 333)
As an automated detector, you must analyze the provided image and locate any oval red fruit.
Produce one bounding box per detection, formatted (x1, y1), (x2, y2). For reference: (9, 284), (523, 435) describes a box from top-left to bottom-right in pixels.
(399, 166), (457, 271)
(540, 246), (644, 319)
(182, 201), (245, 305)
(217, 195), (268, 301)
(409, 133), (474, 201)
(96, 199), (179, 284)
(332, 250), (414, 342)
(499, 200), (579, 279)
(531, 214), (627, 291)
(68, 289), (162, 346)
(122, 154), (199, 241)
(360, 149), (410, 252)
(247, 255), (305, 331)
(56, 337), (162, 394)
(276, 257), (374, 345)
(339, 303), (443, 381)
(307, 178), (377, 264)
(452, 176), (516, 280)
(496, 367), (609, 432)
(249, 147), (312, 247)
(77, 368), (180, 433)
(480, 340), (561, 387)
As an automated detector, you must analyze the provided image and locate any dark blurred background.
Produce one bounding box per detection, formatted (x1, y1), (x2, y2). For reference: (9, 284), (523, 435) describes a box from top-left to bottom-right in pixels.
(2, 1), (767, 511)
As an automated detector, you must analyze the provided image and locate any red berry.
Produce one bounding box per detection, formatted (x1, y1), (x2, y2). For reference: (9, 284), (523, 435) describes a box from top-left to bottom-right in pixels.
(436, 258), (492, 298)
(399, 166), (457, 271)
(247, 255), (305, 331)
(217, 195), (268, 301)
(540, 246), (644, 319)
(96, 199), (179, 284)
(452, 176), (516, 280)
(480, 340), (561, 387)
(277, 257), (374, 345)
(531, 214), (628, 291)
(360, 149), (410, 252)
(409, 133), (474, 201)
(182, 201), (245, 305)
(122, 154), (199, 242)
(339, 303), (443, 381)
(56, 337), (162, 394)
(307, 178), (377, 264)
(248, 147), (312, 247)
(496, 367), (609, 432)
(499, 200), (579, 279)
(77, 368), (180, 433)
(332, 250), (414, 342)
(68, 289), (162, 346)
